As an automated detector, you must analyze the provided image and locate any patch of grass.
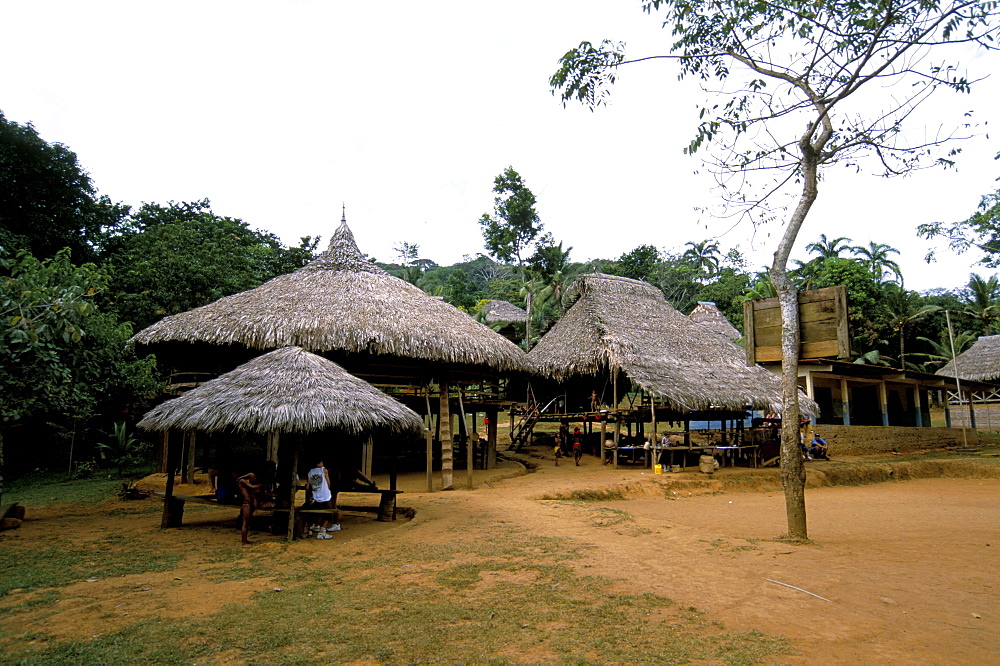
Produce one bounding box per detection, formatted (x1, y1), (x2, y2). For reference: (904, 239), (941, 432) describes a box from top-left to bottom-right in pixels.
(1, 524), (793, 665)
(0, 539), (181, 596)
(4, 472), (129, 508)
(0, 590), (61, 620)
(586, 507), (638, 530)
(538, 488), (627, 501)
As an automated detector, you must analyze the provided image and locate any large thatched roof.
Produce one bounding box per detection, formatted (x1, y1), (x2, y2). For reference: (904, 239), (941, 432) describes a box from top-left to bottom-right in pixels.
(528, 273), (817, 415)
(688, 301), (742, 341)
(130, 220), (526, 372)
(481, 299), (527, 324)
(937, 334), (1000, 382)
(137, 346), (425, 434)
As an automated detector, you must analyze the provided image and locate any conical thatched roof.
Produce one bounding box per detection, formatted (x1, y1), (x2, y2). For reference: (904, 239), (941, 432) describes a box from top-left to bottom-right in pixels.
(130, 220), (526, 372)
(137, 346), (425, 434)
(528, 273), (817, 415)
(481, 299), (528, 324)
(688, 301), (741, 341)
(936, 334), (1000, 382)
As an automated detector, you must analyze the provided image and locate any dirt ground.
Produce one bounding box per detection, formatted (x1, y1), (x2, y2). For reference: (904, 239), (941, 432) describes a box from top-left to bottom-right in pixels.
(2, 451), (999, 663)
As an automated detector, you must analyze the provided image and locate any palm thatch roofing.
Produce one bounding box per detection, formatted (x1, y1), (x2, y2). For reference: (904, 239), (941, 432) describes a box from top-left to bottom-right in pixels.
(936, 334), (1000, 382)
(688, 301), (742, 341)
(528, 273), (817, 415)
(137, 346), (425, 434)
(130, 219), (527, 372)
(481, 299), (528, 324)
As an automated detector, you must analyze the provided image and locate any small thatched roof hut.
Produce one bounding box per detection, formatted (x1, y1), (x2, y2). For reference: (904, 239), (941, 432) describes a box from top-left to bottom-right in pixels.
(130, 219), (526, 374)
(688, 301), (742, 342)
(138, 346), (424, 435)
(937, 334), (1000, 382)
(528, 273), (816, 415)
(481, 299), (528, 324)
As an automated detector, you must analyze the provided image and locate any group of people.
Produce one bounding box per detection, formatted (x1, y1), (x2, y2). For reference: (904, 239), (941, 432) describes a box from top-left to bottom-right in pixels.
(800, 427), (830, 460)
(219, 455), (377, 546)
(554, 423), (587, 465)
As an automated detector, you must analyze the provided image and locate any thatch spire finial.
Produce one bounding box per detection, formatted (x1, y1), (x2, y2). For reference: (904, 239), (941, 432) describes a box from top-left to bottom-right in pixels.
(342, 203), (346, 223)
(301, 210), (386, 275)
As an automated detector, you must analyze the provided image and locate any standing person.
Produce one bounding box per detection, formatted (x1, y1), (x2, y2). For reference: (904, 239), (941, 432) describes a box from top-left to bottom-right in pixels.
(237, 470), (266, 547)
(572, 427), (584, 466)
(306, 458), (340, 539)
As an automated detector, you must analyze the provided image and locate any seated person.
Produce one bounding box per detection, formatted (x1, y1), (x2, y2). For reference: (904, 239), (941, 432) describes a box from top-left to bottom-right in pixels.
(809, 435), (830, 460)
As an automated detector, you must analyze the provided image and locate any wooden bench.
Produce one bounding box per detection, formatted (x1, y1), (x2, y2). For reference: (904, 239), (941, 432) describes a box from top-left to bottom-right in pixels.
(156, 488), (403, 533)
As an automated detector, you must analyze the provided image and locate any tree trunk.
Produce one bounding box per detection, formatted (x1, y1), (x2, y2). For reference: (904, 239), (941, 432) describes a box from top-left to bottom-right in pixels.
(524, 280), (534, 351)
(770, 150), (823, 540)
(0, 430), (4, 507)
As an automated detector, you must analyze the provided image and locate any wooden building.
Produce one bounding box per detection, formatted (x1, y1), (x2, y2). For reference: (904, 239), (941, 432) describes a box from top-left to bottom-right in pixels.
(131, 215), (528, 489)
(524, 273), (817, 454)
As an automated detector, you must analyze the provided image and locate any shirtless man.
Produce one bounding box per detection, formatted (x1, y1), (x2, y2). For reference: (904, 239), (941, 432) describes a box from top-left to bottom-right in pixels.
(238, 471), (265, 546)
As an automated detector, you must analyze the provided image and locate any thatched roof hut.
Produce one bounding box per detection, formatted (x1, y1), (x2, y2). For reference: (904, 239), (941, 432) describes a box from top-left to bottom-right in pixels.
(937, 334), (1000, 382)
(138, 346), (424, 435)
(528, 273), (816, 415)
(688, 301), (741, 342)
(130, 219), (526, 373)
(481, 299), (528, 324)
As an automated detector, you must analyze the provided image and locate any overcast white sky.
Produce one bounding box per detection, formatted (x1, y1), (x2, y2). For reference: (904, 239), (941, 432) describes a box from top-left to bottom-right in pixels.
(3, 1), (998, 292)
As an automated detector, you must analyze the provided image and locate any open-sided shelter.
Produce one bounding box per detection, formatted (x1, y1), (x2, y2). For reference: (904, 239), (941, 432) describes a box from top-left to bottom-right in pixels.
(138, 346), (425, 536)
(526, 273), (817, 452)
(132, 216), (528, 489)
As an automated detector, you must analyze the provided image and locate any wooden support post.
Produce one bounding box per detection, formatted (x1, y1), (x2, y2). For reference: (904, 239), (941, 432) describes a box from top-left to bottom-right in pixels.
(161, 430), (183, 528)
(613, 369), (621, 450)
(600, 418), (607, 463)
(286, 440), (298, 542)
(486, 408), (498, 470)
(457, 389), (473, 489)
(840, 378), (851, 425)
(157, 429), (169, 473)
(440, 382), (453, 490)
(424, 388), (434, 492)
(878, 381), (890, 426)
(361, 436), (374, 480)
(266, 432), (280, 464)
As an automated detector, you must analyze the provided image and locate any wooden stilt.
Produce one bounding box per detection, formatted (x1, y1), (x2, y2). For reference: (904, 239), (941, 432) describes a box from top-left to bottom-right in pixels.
(286, 439), (297, 542)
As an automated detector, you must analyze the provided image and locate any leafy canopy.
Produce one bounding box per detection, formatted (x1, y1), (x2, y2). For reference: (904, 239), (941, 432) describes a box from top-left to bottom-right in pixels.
(0, 111), (125, 263)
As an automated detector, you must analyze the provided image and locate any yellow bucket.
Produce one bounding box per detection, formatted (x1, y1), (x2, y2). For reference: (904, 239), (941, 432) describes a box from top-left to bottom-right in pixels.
(654, 464), (663, 474)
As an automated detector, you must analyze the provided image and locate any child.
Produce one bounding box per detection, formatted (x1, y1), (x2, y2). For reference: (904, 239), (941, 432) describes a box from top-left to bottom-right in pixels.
(306, 458), (340, 539)
(572, 427), (584, 466)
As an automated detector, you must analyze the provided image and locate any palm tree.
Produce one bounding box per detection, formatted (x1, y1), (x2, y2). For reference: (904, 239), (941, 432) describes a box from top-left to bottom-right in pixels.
(743, 275), (777, 300)
(961, 273), (1000, 334)
(912, 330), (976, 372)
(681, 240), (721, 280)
(880, 283), (939, 369)
(851, 241), (902, 284)
(805, 234), (852, 259)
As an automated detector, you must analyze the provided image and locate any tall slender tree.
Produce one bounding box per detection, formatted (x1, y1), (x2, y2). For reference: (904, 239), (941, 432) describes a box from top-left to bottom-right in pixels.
(552, 0), (1000, 538)
(478, 167), (545, 347)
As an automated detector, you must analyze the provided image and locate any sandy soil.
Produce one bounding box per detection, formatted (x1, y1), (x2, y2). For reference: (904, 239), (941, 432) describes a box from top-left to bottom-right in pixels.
(3, 453), (998, 663)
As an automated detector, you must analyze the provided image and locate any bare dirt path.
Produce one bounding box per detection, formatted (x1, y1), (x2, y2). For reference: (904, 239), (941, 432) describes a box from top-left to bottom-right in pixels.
(3, 454), (998, 663)
(466, 460), (999, 663)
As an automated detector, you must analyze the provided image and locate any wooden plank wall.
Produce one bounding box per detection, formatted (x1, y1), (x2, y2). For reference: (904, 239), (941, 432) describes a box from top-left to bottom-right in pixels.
(744, 285), (849, 364)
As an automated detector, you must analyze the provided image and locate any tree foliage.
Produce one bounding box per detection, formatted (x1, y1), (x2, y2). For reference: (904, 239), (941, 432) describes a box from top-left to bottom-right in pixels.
(100, 200), (318, 329)
(919, 188), (1000, 265)
(0, 111), (125, 263)
(552, 0), (1000, 539)
(0, 249), (159, 502)
(478, 167), (544, 278)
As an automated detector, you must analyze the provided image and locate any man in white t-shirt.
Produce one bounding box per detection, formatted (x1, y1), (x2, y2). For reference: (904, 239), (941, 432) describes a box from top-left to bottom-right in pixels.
(306, 458), (340, 539)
